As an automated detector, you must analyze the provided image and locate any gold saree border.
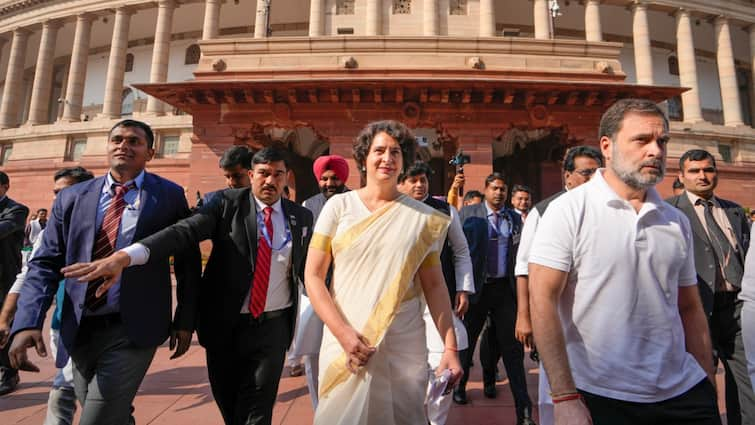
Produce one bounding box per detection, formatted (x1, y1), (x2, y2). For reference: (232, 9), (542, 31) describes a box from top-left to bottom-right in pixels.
(319, 205), (450, 398)
(330, 196), (398, 257)
(309, 232), (332, 252)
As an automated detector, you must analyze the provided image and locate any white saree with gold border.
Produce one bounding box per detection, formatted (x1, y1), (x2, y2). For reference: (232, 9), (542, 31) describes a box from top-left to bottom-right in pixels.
(309, 191), (450, 425)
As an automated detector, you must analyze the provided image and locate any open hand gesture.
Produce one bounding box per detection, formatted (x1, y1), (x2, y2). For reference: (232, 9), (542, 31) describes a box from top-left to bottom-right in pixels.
(62, 251), (132, 298)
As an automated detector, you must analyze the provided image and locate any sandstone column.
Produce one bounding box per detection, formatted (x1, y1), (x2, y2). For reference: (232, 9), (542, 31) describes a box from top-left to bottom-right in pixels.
(534, 0), (550, 39)
(584, 0), (603, 42)
(423, 0), (438, 36)
(479, 0), (495, 37)
(101, 7), (134, 119)
(62, 14), (94, 122)
(715, 16), (744, 126)
(365, 0), (381, 36)
(0, 29), (30, 128)
(254, 0), (269, 38)
(202, 0), (221, 39)
(27, 20), (61, 125)
(675, 9), (703, 123)
(146, 0), (177, 115)
(632, 2), (654, 85)
(309, 0), (324, 36)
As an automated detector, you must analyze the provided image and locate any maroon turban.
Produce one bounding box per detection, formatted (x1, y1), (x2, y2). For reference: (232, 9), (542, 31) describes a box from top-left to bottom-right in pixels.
(313, 155), (349, 182)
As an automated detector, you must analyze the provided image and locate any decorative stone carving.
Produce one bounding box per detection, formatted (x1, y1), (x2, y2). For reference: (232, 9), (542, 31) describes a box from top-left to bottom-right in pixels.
(212, 58), (226, 71)
(342, 56), (358, 69)
(469, 56), (485, 70)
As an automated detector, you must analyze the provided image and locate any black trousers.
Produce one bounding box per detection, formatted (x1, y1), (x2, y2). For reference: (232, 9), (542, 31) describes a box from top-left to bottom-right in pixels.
(711, 292), (755, 425)
(206, 311), (291, 425)
(580, 379), (721, 425)
(460, 280), (531, 414)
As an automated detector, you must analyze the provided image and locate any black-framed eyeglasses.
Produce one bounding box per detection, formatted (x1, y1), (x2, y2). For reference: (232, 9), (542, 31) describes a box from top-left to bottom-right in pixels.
(574, 168), (597, 177)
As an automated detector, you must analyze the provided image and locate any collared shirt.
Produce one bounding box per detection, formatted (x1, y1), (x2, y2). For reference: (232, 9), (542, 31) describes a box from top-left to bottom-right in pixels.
(240, 196), (292, 313)
(124, 194), (294, 313)
(739, 249), (755, 388)
(529, 169), (704, 403)
(686, 191), (740, 291)
(86, 171), (145, 316)
(485, 201), (510, 279)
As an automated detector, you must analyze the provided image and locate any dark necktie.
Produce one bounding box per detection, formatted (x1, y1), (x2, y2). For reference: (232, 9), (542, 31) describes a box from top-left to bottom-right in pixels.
(85, 183), (134, 310)
(697, 199), (743, 288)
(249, 207), (273, 317)
(487, 212), (501, 276)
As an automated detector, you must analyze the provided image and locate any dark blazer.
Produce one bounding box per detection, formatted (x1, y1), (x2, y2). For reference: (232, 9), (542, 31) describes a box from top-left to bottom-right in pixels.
(460, 202), (522, 303)
(12, 173), (201, 361)
(0, 196), (29, 298)
(666, 193), (750, 316)
(423, 197), (457, 302)
(138, 187), (313, 351)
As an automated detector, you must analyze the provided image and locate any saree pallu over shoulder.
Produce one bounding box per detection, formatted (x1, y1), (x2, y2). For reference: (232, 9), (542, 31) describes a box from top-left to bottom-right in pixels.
(318, 195), (450, 400)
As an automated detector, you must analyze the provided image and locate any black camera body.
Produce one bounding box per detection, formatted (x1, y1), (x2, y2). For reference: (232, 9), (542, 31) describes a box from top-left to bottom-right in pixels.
(449, 150), (471, 172)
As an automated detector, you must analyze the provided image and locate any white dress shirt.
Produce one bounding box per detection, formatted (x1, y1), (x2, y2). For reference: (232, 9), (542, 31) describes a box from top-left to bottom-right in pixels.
(447, 206), (475, 294)
(123, 195), (293, 313)
(740, 248), (755, 389)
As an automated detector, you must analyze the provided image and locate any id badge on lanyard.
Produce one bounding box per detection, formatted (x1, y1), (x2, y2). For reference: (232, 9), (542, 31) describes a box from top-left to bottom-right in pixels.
(257, 210), (292, 251)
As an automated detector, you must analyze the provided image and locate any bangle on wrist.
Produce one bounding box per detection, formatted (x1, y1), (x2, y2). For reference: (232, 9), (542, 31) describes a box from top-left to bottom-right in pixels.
(551, 392), (583, 404)
(444, 347), (459, 352)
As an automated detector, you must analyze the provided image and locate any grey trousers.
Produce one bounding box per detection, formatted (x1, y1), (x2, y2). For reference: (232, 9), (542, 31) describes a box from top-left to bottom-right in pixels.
(70, 316), (156, 425)
(43, 386), (76, 425)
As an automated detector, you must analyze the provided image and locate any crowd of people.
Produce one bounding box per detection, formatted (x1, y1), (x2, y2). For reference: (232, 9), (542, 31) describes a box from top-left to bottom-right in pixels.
(0, 98), (753, 425)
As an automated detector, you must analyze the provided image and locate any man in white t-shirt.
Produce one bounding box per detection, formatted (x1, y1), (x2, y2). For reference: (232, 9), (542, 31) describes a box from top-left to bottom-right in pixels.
(529, 99), (719, 425)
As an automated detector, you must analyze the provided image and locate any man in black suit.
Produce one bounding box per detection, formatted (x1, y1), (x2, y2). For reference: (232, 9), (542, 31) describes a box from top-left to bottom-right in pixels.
(200, 145), (253, 208)
(455, 172), (535, 425)
(64, 147), (313, 425)
(9, 120), (200, 423)
(0, 171), (29, 395)
(667, 149), (754, 425)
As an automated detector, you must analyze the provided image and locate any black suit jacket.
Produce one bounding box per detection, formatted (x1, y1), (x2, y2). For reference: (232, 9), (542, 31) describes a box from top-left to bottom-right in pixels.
(0, 196), (28, 298)
(139, 188), (313, 351)
(666, 193), (750, 316)
(459, 203), (522, 304)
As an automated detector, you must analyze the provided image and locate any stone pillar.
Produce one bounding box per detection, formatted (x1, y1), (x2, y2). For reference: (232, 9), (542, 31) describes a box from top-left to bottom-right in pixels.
(534, 0), (550, 39)
(27, 20), (61, 125)
(715, 16), (744, 126)
(202, 0), (221, 40)
(675, 9), (703, 123)
(62, 14), (94, 122)
(0, 29), (30, 128)
(101, 7), (134, 119)
(309, 0), (324, 36)
(365, 0), (381, 36)
(146, 0), (176, 115)
(632, 2), (654, 85)
(423, 0), (438, 36)
(479, 0), (495, 37)
(584, 0), (603, 42)
(254, 0), (269, 38)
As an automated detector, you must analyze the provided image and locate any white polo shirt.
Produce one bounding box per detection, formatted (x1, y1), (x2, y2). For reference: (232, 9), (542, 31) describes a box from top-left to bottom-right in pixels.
(529, 169), (705, 403)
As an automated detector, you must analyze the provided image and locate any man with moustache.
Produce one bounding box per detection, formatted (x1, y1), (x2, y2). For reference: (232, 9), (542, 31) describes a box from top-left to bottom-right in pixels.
(667, 149), (754, 425)
(8, 120), (200, 424)
(455, 172), (535, 425)
(291, 154), (350, 408)
(513, 145), (604, 425)
(397, 161), (474, 425)
(61, 147), (313, 425)
(530, 99), (718, 424)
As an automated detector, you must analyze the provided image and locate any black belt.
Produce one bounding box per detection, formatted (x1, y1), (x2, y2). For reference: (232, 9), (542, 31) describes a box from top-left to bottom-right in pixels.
(485, 277), (508, 285)
(240, 308), (290, 326)
(79, 313), (122, 330)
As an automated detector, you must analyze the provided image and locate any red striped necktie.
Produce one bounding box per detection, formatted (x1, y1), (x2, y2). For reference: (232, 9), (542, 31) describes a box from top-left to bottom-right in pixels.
(85, 182), (135, 311)
(249, 206), (273, 317)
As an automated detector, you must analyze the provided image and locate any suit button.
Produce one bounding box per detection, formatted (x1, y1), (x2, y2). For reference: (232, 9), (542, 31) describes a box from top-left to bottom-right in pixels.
(79, 303), (84, 308)
(704, 247), (710, 252)
(708, 265), (714, 269)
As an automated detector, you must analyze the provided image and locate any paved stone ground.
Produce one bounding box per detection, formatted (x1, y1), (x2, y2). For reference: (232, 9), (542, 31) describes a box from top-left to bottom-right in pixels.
(0, 297), (730, 425)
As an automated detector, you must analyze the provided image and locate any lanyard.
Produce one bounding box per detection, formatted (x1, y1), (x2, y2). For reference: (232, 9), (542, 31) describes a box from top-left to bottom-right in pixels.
(257, 209), (292, 251)
(488, 212), (509, 240)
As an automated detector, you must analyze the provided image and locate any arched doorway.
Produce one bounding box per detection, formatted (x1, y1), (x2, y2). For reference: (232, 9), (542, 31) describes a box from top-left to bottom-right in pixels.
(492, 127), (569, 203)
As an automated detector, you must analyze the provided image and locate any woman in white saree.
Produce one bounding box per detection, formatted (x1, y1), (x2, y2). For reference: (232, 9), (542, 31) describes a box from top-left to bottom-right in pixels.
(304, 121), (462, 425)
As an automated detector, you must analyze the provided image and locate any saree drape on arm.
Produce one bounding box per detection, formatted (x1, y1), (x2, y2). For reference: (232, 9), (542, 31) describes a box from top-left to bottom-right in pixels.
(309, 191), (450, 425)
